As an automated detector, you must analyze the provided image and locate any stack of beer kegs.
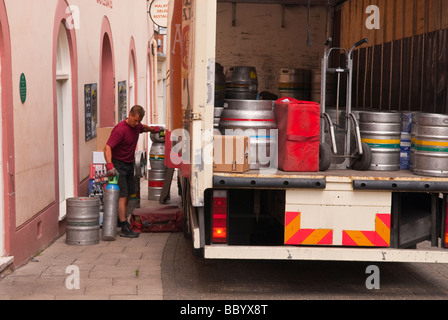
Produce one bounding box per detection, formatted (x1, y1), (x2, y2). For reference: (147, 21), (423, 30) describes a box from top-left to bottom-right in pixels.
(225, 66), (258, 100)
(148, 132), (167, 201)
(400, 112), (412, 170)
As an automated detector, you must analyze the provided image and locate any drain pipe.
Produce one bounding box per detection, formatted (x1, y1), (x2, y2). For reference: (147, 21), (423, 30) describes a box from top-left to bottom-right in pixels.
(151, 36), (159, 124)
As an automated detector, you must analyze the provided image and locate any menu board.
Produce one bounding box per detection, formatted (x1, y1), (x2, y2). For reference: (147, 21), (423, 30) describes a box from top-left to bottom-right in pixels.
(85, 83), (98, 141)
(118, 80), (127, 122)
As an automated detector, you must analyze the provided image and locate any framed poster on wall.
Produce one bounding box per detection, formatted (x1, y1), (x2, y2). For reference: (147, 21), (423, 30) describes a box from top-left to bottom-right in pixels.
(118, 80), (127, 122)
(85, 83), (98, 141)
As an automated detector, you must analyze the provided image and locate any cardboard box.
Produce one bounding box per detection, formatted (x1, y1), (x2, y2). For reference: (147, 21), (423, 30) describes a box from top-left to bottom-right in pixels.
(213, 135), (250, 173)
(92, 152), (106, 164)
(89, 163), (106, 179)
(96, 127), (114, 151)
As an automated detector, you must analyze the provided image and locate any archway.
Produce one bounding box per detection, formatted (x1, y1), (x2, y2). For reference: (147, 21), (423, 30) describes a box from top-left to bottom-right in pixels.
(129, 37), (137, 112)
(0, 0), (13, 258)
(56, 22), (75, 219)
(99, 17), (115, 127)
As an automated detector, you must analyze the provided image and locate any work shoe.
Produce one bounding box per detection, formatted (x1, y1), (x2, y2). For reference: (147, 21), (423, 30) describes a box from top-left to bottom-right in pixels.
(120, 222), (140, 238)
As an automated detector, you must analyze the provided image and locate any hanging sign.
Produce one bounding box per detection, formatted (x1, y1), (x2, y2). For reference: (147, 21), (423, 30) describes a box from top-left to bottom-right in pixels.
(149, 0), (168, 28)
(20, 73), (27, 104)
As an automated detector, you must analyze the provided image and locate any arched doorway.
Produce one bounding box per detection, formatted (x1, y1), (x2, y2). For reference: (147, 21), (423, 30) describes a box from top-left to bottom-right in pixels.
(146, 51), (153, 124)
(0, 0), (13, 259)
(56, 22), (75, 219)
(0, 19), (4, 258)
(129, 37), (137, 111)
(129, 53), (135, 109)
(99, 18), (115, 127)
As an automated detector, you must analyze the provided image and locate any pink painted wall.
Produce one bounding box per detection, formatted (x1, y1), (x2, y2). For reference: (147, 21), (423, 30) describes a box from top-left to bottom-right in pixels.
(1, 0), (155, 267)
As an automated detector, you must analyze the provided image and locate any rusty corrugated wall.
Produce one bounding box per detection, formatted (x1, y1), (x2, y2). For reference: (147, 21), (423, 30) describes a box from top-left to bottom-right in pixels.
(336, 0), (448, 114)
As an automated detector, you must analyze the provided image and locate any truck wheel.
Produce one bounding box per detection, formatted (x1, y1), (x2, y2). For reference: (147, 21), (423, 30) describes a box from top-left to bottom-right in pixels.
(351, 142), (372, 171)
(319, 143), (332, 172)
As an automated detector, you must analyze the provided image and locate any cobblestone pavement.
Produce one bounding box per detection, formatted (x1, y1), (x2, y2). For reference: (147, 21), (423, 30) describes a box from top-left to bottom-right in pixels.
(162, 233), (448, 300)
(0, 232), (169, 300)
(2, 176), (448, 301)
(0, 179), (176, 300)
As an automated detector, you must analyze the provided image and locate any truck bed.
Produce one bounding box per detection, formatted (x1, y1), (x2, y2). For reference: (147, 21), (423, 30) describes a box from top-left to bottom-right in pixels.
(213, 169), (448, 192)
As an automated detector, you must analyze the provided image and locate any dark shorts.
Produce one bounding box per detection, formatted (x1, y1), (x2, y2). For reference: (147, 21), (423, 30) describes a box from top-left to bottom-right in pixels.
(112, 159), (135, 198)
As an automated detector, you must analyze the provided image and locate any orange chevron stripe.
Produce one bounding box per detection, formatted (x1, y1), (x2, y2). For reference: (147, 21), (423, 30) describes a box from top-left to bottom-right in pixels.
(375, 214), (391, 246)
(285, 212), (334, 245)
(285, 212), (301, 245)
(343, 231), (375, 246)
(343, 214), (391, 247)
(299, 229), (333, 245)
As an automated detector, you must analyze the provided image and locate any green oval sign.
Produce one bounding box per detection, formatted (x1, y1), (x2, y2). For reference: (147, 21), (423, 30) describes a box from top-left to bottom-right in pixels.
(20, 73), (26, 103)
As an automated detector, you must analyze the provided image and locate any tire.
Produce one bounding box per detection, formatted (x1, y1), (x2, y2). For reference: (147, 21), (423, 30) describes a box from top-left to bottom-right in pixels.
(319, 143), (332, 172)
(351, 142), (372, 171)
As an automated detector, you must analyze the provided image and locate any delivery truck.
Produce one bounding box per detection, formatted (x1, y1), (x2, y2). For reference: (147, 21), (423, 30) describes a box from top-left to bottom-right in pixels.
(163, 0), (448, 263)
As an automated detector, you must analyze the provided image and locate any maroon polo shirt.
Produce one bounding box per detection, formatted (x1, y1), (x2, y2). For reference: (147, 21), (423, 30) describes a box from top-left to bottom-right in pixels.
(106, 120), (144, 163)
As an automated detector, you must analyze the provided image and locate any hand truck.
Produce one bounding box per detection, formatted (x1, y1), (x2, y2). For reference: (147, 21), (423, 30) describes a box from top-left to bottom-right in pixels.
(319, 37), (372, 171)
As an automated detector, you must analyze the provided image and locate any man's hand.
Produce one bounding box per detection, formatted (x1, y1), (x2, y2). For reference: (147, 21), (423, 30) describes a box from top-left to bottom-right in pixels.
(106, 163), (119, 177)
(151, 126), (164, 134)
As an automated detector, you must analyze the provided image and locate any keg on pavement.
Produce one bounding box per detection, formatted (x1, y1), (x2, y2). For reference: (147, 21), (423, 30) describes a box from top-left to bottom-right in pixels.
(150, 132), (166, 171)
(149, 143), (166, 171)
(414, 113), (448, 177)
(225, 66), (258, 100)
(102, 179), (120, 241)
(148, 169), (166, 201)
(278, 68), (311, 100)
(360, 111), (402, 171)
(66, 197), (100, 246)
(219, 99), (277, 169)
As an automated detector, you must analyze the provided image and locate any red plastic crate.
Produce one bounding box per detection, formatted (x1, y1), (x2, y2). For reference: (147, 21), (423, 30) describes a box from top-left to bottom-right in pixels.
(274, 98), (320, 172)
(130, 206), (183, 233)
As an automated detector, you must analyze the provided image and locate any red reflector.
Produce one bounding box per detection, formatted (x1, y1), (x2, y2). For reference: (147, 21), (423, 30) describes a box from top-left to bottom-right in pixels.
(212, 192), (228, 244)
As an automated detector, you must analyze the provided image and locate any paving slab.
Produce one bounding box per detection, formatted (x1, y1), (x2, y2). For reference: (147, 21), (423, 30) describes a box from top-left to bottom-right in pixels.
(0, 177), (181, 300)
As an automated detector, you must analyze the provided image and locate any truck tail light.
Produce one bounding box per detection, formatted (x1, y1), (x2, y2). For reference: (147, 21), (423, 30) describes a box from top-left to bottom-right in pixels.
(212, 190), (228, 244)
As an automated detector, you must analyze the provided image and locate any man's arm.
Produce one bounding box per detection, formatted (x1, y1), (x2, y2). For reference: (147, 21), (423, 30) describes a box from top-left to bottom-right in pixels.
(104, 144), (113, 164)
(103, 144), (119, 176)
(142, 125), (163, 133)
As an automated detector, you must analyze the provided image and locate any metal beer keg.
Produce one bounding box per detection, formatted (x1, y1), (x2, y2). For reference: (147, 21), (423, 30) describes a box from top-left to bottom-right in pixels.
(220, 99), (277, 169)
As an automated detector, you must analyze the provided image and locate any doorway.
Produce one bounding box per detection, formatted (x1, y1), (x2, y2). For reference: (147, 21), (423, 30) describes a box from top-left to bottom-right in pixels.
(0, 33), (4, 257)
(56, 23), (75, 220)
(129, 51), (136, 110)
(100, 32), (115, 127)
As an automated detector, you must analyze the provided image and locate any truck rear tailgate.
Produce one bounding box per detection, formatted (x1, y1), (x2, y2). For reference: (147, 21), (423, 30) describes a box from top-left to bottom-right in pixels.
(213, 170), (448, 192)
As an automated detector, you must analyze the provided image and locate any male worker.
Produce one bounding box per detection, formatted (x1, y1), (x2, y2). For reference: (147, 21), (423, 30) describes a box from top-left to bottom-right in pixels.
(104, 105), (162, 238)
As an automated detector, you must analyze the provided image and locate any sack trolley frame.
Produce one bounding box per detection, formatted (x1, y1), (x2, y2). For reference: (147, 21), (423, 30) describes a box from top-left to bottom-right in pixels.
(319, 37), (372, 171)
